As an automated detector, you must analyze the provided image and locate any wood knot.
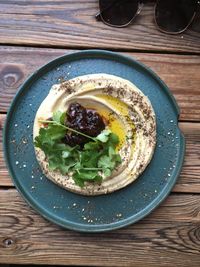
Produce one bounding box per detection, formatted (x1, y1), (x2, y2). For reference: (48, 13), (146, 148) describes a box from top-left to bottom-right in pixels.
(3, 238), (15, 247)
(0, 64), (24, 88)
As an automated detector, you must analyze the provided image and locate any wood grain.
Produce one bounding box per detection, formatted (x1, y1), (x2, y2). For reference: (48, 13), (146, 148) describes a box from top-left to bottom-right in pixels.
(1, 114), (200, 193)
(0, 46), (200, 120)
(0, 114), (8, 186)
(0, 190), (200, 266)
(0, 1), (200, 53)
(0, 1), (199, 266)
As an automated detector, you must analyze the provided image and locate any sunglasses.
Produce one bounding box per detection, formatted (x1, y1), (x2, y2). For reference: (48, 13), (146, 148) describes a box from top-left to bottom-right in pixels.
(96, 0), (199, 34)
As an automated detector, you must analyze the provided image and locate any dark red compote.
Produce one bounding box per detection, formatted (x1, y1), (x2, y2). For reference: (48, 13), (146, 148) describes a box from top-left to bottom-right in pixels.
(64, 102), (105, 146)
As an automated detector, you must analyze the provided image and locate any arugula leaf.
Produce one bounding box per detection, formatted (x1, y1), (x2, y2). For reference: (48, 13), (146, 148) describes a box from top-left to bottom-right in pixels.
(73, 162), (82, 170)
(80, 150), (100, 168)
(108, 146), (115, 157)
(34, 110), (122, 187)
(109, 133), (119, 145)
(53, 110), (66, 124)
(34, 128), (53, 148)
(76, 170), (100, 180)
(59, 160), (76, 174)
(112, 154), (122, 164)
(35, 124), (66, 145)
(98, 155), (116, 170)
(72, 172), (85, 187)
(102, 168), (112, 177)
(84, 141), (101, 151)
(95, 129), (111, 143)
(73, 170), (102, 187)
(54, 143), (71, 151)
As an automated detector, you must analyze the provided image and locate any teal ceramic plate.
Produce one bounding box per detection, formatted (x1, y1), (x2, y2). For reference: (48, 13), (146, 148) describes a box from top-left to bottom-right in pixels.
(3, 50), (185, 232)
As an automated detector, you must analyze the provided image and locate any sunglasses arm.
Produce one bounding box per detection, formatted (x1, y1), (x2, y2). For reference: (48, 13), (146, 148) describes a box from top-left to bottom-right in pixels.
(95, 12), (102, 21)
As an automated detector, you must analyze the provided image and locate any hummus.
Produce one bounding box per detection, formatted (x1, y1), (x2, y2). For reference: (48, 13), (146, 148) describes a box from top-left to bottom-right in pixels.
(33, 74), (156, 195)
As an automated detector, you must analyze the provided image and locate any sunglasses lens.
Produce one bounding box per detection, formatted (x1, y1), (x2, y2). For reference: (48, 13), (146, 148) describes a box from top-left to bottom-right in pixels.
(99, 0), (139, 26)
(155, 0), (197, 33)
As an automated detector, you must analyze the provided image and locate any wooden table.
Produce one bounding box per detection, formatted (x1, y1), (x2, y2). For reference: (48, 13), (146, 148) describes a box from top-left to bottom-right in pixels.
(0, 1), (200, 266)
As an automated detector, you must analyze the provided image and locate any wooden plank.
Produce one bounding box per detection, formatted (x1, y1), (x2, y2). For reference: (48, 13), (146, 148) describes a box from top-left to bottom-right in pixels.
(0, 114), (10, 186)
(1, 114), (200, 193)
(177, 123), (200, 192)
(0, 46), (200, 120)
(0, 190), (200, 266)
(0, 1), (200, 53)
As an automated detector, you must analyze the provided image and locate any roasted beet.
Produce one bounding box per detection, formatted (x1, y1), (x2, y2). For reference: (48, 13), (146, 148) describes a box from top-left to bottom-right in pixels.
(64, 102), (105, 146)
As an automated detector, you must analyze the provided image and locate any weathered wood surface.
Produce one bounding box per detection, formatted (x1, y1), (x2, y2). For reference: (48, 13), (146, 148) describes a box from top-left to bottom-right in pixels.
(0, 46), (200, 120)
(0, 190), (200, 266)
(0, 1), (200, 53)
(0, 115), (8, 186)
(1, 114), (200, 193)
(0, 0), (199, 266)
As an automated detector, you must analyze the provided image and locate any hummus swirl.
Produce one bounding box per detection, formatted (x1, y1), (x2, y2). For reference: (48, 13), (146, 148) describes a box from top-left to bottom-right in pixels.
(33, 74), (156, 195)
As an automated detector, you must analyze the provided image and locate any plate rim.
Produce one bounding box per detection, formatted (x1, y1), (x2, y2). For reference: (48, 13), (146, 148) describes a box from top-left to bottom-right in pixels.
(3, 49), (185, 232)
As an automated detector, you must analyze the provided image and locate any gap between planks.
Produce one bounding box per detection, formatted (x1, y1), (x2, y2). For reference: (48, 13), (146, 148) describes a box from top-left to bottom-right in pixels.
(1, 43), (200, 56)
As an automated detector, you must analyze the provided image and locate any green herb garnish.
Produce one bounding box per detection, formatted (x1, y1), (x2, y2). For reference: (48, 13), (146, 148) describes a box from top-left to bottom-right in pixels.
(34, 111), (122, 187)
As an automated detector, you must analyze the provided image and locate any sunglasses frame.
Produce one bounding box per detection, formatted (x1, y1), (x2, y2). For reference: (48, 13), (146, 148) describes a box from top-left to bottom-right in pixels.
(96, 0), (198, 34)
(96, 0), (144, 28)
(154, 0), (198, 34)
